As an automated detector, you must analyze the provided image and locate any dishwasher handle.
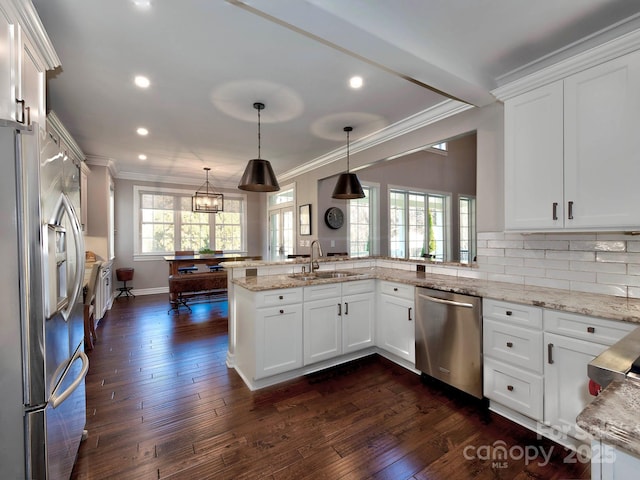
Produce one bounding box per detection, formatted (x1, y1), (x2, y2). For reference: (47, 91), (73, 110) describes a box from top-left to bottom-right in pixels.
(418, 293), (474, 309)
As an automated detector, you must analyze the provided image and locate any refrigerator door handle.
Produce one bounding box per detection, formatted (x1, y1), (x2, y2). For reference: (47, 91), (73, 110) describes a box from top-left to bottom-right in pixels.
(50, 350), (89, 409)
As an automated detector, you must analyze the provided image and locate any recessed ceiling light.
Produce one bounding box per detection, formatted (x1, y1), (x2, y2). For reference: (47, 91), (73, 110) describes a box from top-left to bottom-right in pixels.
(136, 127), (149, 136)
(134, 75), (150, 88)
(138, 154), (147, 160)
(349, 76), (363, 89)
(132, 0), (151, 8)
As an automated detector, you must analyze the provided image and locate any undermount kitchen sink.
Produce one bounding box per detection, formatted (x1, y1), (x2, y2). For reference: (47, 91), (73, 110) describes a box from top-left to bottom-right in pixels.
(289, 270), (357, 281)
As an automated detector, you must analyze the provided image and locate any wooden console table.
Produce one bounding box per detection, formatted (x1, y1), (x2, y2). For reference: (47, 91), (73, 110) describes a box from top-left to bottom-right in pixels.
(163, 253), (261, 276)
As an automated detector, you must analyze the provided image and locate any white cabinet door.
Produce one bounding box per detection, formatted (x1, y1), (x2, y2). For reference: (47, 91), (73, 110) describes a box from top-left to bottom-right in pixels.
(255, 304), (303, 379)
(505, 80), (564, 230)
(378, 294), (415, 363)
(544, 332), (608, 439)
(303, 297), (341, 365)
(17, 32), (44, 129)
(342, 291), (375, 354)
(564, 49), (640, 229)
(0, 4), (14, 121)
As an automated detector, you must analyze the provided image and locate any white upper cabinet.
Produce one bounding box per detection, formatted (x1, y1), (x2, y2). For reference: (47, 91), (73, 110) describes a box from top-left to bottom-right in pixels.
(502, 44), (640, 231)
(0, 0), (59, 127)
(564, 50), (640, 229)
(505, 81), (564, 230)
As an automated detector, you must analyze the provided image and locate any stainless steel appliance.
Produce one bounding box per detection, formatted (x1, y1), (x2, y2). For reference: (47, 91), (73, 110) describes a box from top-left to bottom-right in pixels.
(0, 119), (88, 479)
(588, 326), (640, 388)
(415, 287), (483, 398)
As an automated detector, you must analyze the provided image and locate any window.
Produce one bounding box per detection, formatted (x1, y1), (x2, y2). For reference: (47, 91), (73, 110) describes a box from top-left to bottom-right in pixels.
(267, 184), (295, 260)
(349, 186), (374, 257)
(134, 186), (246, 255)
(389, 189), (449, 261)
(459, 196), (476, 264)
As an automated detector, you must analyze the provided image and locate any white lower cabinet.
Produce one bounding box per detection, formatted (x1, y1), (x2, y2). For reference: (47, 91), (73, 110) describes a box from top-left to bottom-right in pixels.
(483, 299), (635, 448)
(303, 280), (375, 366)
(377, 281), (415, 363)
(256, 303), (303, 379)
(593, 441), (640, 480)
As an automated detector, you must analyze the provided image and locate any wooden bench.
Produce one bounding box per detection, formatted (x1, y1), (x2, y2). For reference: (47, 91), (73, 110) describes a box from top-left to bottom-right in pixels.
(168, 271), (227, 313)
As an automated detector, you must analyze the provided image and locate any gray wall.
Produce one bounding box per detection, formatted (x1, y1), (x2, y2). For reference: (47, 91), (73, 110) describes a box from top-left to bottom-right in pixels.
(112, 178), (265, 291)
(288, 102), (503, 254)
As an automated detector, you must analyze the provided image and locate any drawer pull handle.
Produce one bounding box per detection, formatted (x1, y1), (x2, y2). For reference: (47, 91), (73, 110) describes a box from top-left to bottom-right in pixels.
(16, 98), (25, 124)
(552, 202), (558, 221)
(337, 303), (342, 316)
(344, 302), (349, 315)
(548, 343), (554, 364)
(279, 309), (284, 314)
(507, 385), (514, 392)
(506, 310), (512, 316)
(506, 342), (513, 348)
(587, 326), (595, 334)
(568, 201), (574, 220)
(408, 307), (412, 322)
(279, 295), (284, 300)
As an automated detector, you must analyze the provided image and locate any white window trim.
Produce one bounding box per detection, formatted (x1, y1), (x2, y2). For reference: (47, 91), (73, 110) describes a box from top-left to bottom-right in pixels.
(347, 182), (380, 257)
(132, 185), (247, 260)
(388, 184), (452, 260)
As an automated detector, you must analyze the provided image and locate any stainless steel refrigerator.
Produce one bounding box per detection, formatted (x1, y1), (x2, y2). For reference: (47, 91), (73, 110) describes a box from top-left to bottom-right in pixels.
(0, 118), (88, 479)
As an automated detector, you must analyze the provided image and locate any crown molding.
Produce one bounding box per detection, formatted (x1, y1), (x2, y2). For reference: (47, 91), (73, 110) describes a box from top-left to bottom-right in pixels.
(114, 169), (240, 190)
(279, 99), (473, 182)
(47, 111), (85, 160)
(85, 154), (119, 178)
(492, 26), (640, 101)
(8, 0), (60, 69)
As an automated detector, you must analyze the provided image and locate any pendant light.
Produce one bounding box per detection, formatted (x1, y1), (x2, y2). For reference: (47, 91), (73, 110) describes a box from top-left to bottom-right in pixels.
(238, 102), (280, 192)
(332, 126), (365, 199)
(192, 167), (224, 213)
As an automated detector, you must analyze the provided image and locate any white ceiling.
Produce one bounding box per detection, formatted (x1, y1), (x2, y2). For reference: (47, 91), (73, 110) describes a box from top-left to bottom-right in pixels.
(32, 0), (640, 188)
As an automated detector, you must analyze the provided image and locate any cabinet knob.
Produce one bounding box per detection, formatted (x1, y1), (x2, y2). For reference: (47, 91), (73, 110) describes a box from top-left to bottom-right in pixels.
(507, 385), (514, 392)
(393, 287), (398, 291)
(279, 295), (284, 300)
(506, 341), (513, 348)
(279, 309), (284, 314)
(506, 310), (513, 316)
(587, 326), (595, 334)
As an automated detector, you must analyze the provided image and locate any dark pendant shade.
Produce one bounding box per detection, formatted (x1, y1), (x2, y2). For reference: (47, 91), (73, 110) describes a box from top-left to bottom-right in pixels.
(332, 172), (365, 199)
(238, 158), (280, 192)
(332, 125), (365, 199)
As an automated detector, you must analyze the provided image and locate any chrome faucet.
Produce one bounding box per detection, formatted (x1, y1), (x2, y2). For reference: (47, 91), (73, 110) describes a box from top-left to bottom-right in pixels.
(309, 239), (323, 273)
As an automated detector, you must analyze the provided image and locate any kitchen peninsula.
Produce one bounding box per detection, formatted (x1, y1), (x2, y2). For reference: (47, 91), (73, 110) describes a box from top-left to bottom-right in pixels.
(224, 255), (640, 456)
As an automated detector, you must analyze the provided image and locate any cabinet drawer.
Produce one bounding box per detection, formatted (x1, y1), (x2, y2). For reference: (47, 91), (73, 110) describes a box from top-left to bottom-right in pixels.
(483, 319), (543, 373)
(483, 299), (542, 329)
(341, 279), (375, 296)
(254, 288), (303, 307)
(544, 310), (635, 346)
(378, 281), (414, 300)
(484, 357), (543, 421)
(303, 283), (341, 302)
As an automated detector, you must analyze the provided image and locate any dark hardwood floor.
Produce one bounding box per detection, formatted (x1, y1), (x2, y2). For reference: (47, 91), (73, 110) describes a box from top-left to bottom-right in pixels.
(71, 294), (590, 480)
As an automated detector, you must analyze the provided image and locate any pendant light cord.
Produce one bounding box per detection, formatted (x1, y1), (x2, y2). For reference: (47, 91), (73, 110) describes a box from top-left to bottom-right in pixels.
(346, 128), (350, 173)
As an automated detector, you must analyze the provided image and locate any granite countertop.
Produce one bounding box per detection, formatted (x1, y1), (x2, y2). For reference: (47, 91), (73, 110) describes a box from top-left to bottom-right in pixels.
(232, 266), (640, 324)
(577, 380), (640, 456)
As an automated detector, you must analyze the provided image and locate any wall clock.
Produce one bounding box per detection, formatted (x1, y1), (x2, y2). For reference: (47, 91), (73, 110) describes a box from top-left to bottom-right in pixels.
(324, 207), (344, 229)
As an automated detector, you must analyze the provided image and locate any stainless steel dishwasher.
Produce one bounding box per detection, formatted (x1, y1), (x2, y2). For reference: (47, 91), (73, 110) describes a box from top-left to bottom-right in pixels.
(415, 287), (483, 398)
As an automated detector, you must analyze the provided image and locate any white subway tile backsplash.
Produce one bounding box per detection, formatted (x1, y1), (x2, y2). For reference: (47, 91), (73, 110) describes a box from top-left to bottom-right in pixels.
(597, 273), (640, 287)
(430, 266), (461, 277)
(525, 277), (571, 290)
(523, 240), (569, 250)
(570, 261), (627, 274)
(477, 248), (505, 257)
(468, 232), (640, 298)
(485, 256), (524, 267)
(505, 248), (545, 259)
(457, 269), (488, 280)
(545, 250), (595, 261)
(488, 240), (524, 249)
(596, 252), (640, 264)
(505, 266), (546, 277)
(570, 241), (626, 252)
(487, 273), (524, 284)
(571, 281), (627, 297)
(524, 258), (569, 270)
(545, 269), (596, 283)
